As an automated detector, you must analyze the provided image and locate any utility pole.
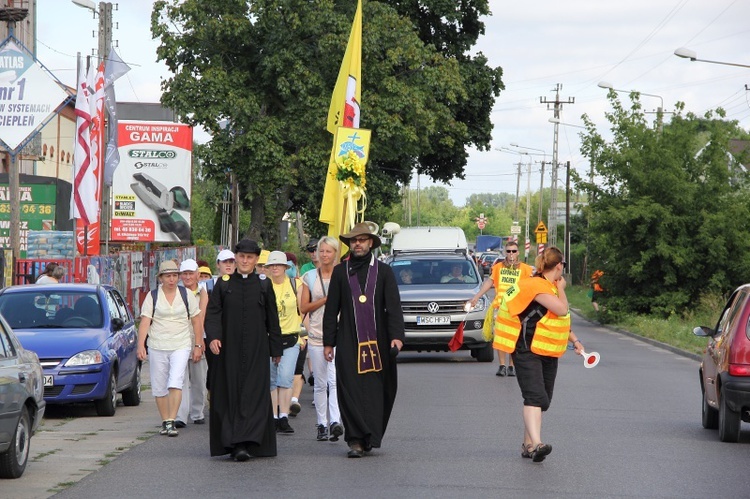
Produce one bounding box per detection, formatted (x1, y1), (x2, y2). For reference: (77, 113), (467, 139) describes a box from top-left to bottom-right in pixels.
(538, 161), (545, 223)
(97, 2), (113, 255)
(540, 84), (574, 248)
(514, 160), (522, 221)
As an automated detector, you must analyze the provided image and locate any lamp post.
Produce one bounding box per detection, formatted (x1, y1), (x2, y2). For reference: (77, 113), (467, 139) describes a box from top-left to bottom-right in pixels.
(674, 47), (750, 69)
(597, 81), (665, 132)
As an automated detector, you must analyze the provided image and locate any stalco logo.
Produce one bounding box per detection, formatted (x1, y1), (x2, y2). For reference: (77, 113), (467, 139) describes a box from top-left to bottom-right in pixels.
(128, 150), (176, 159)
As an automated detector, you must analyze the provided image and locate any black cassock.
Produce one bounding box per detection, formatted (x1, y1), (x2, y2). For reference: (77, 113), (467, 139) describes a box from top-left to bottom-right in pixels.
(323, 257), (405, 449)
(205, 272), (282, 457)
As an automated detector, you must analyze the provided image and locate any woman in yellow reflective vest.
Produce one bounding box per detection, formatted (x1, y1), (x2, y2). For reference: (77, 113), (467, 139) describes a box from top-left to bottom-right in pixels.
(493, 246), (584, 462)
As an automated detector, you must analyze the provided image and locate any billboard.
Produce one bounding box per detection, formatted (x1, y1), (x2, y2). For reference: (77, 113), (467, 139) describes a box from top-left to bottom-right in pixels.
(0, 184), (56, 256)
(0, 40), (68, 151)
(111, 121), (192, 243)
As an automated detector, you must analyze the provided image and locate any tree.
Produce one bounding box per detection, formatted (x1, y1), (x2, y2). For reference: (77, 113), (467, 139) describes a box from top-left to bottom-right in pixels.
(151, 0), (503, 246)
(580, 92), (750, 315)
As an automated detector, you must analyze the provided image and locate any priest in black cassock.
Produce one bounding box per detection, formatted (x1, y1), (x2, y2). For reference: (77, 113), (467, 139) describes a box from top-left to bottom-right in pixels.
(205, 239), (283, 461)
(323, 222), (405, 458)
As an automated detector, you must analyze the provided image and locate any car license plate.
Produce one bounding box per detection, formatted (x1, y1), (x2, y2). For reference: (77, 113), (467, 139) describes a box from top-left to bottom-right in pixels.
(416, 315), (451, 325)
(43, 375), (53, 387)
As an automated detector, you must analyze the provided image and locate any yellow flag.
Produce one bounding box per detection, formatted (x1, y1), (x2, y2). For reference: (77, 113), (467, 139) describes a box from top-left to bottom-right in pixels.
(326, 0), (362, 134)
(321, 127), (371, 239)
(321, 0), (363, 235)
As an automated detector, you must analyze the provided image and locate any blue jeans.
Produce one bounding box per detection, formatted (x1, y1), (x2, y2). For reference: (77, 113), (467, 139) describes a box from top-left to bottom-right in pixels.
(270, 344), (300, 390)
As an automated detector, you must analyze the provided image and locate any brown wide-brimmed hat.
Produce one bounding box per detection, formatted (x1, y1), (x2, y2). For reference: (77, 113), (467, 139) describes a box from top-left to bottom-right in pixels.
(339, 222), (381, 249)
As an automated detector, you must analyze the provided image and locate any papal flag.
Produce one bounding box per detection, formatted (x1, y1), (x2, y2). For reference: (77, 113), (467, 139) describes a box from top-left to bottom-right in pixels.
(320, 0), (363, 236)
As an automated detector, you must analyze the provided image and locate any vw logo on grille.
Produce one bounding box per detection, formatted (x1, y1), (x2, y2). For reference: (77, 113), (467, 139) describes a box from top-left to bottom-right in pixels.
(427, 302), (440, 313)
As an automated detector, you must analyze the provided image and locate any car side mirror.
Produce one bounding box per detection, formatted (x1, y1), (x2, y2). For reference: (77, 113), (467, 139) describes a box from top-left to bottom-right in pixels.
(692, 326), (715, 338)
(112, 317), (125, 331)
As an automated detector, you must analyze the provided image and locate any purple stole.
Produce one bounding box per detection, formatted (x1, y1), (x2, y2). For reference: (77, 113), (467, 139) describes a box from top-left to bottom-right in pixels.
(347, 258), (381, 374)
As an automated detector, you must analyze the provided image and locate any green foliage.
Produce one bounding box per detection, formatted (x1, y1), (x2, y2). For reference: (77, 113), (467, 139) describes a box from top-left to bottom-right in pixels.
(152, 0), (503, 243)
(580, 91), (750, 316)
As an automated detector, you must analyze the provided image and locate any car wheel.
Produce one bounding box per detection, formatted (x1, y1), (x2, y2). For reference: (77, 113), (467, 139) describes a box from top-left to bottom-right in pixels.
(474, 343), (494, 363)
(718, 386), (740, 442)
(0, 406), (31, 479)
(95, 370), (117, 417)
(121, 362), (142, 407)
(701, 384), (718, 430)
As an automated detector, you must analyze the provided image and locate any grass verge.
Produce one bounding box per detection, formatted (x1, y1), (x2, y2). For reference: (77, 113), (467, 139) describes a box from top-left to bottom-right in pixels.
(567, 285), (716, 357)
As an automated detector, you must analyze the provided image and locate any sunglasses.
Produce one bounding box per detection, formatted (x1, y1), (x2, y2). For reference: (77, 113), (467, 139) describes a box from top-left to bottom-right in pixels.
(506, 249), (518, 253)
(351, 237), (371, 244)
(561, 261), (567, 268)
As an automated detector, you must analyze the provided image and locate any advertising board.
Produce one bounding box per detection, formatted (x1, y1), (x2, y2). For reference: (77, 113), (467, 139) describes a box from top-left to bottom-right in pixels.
(111, 121), (192, 243)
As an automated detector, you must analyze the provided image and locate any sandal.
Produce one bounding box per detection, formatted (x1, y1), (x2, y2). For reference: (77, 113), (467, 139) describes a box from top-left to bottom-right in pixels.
(530, 443), (552, 463)
(521, 443), (533, 458)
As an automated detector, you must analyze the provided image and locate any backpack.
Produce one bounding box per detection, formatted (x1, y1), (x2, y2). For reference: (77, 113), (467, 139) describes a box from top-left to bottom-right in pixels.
(151, 286), (190, 319)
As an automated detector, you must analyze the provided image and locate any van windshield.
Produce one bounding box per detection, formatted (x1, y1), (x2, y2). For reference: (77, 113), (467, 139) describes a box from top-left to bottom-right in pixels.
(391, 258), (479, 285)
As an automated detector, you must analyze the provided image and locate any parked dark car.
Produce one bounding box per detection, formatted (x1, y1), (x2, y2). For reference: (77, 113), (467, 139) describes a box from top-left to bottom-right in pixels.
(478, 252), (502, 277)
(693, 284), (750, 442)
(0, 313), (45, 479)
(0, 284), (141, 417)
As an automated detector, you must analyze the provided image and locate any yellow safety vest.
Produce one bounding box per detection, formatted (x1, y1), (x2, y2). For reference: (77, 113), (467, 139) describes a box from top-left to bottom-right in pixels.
(493, 277), (570, 358)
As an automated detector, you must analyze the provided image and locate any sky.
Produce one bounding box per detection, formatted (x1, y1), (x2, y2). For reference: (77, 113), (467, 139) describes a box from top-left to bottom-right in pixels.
(34, 0), (750, 206)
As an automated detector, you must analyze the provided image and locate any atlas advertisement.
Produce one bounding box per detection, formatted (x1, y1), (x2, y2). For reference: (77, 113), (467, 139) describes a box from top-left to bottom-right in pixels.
(0, 184), (56, 256)
(111, 121), (192, 243)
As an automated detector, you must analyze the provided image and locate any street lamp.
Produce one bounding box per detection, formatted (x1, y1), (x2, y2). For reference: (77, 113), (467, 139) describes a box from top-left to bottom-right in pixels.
(674, 47), (750, 69)
(597, 81), (664, 114)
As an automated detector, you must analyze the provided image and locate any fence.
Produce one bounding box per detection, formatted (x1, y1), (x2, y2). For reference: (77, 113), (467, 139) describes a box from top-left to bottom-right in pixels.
(13, 246), (201, 319)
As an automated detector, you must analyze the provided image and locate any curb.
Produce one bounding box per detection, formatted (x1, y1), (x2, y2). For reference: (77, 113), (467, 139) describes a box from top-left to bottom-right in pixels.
(571, 308), (702, 362)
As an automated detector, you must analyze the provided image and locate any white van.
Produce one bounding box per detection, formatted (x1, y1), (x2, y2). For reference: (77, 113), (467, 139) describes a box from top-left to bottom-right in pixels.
(390, 226), (468, 254)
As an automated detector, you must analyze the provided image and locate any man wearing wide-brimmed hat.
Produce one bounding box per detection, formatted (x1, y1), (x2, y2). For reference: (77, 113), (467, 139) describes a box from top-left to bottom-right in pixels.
(204, 239), (283, 461)
(322, 222), (405, 458)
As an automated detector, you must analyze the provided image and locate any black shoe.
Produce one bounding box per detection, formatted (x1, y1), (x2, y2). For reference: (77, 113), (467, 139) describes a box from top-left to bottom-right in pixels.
(364, 442), (373, 453)
(277, 417), (294, 434)
(193, 418), (205, 425)
(290, 401), (301, 417)
(174, 420), (187, 429)
(329, 422), (343, 442)
(347, 441), (364, 458)
(496, 365), (507, 377)
(531, 443), (552, 463)
(233, 444), (250, 462)
(316, 424), (328, 441)
(507, 366), (516, 377)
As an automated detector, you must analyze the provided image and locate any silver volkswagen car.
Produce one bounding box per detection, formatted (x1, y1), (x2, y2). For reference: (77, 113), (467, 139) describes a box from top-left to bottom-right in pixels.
(388, 252), (493, 361)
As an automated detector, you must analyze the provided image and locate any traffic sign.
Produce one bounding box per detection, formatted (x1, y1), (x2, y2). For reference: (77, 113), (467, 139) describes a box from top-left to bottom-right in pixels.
(534, 221), (548, 233)
(510, 224), (521, 235)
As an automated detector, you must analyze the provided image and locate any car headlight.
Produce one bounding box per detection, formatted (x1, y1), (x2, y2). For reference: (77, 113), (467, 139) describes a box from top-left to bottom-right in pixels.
(474, 297), (488, 312)
(65, 350), (104, 366)
(465, 297), (488, 313)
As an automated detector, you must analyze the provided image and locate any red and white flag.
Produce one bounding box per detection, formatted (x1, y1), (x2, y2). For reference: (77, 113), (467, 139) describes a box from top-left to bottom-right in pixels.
(72, 58), (97, 226)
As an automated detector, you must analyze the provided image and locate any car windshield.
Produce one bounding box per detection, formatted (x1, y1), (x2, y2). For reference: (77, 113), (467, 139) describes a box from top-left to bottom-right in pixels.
(0, 290), (103, 329)
(481, 254), (499, 263)
(391, 258), (479, 285)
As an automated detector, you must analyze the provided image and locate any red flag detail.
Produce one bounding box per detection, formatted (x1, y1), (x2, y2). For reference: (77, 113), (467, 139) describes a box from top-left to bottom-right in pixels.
(448, 322), (465, 352)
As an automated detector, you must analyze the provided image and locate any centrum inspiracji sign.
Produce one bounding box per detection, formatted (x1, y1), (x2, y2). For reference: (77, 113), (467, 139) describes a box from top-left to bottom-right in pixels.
(0, 40), (68, 151)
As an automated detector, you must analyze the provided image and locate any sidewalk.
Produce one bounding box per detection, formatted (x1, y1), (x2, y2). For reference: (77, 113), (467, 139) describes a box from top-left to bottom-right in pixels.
(2, 363), (159, 499)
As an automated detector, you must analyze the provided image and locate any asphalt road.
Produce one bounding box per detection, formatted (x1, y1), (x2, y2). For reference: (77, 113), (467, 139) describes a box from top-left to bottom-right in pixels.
(7, 314), (748, 498)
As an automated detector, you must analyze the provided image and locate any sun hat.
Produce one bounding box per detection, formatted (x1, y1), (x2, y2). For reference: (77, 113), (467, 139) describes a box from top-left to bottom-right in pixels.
(339, 222), (381, 249)
(158, 260), (180, 275)
(198, 266), (213, 276)
(180, 259), (198, 272)
(216, 249), (235, 262)
(266, 250), (292, 267)
(234, 239), (262, 255)
(258, 250), (271, 265)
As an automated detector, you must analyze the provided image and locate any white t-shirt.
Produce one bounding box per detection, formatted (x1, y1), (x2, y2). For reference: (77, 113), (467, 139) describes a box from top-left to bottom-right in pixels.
(140, 287), (200, 351)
